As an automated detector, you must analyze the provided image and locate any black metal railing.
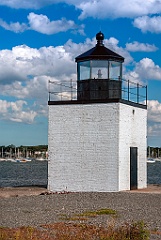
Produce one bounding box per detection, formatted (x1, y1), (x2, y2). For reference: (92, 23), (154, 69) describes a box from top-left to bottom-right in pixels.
(48, 78), (147, 106)
(121, 79), (147, 106)
(48, 80), (77, 101)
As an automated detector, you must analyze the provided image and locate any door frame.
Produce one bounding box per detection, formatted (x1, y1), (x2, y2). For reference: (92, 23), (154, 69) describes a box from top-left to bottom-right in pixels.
(130, 147), (138, 190)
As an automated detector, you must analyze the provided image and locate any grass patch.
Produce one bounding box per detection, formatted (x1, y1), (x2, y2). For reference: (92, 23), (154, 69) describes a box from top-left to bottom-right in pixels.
(0, 221), (150, 239)
(95, 208), (117, 215)
(59, 213), (88, 221)
(76, 208), (117, 218)
(58, 208), (117, 222)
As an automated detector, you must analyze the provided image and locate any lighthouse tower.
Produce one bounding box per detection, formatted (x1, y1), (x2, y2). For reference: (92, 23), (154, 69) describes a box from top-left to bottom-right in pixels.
(48, 32), (147, 192)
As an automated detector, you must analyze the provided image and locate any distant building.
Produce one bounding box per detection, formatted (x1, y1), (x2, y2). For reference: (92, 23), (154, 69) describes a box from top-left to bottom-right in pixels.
(48, 32), (147, 192)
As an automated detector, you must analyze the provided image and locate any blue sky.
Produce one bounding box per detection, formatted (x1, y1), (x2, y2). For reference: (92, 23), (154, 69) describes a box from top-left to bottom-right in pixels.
(0, 0), (161, 147)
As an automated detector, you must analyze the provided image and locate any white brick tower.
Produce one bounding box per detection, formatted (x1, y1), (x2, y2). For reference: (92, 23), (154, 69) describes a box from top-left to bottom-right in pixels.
(48, 32), (147, 192)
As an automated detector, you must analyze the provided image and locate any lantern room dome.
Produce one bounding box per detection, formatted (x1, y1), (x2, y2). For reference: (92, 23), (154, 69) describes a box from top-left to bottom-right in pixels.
(96, 31), (104, 46)
(75, 31), (124, 62)
(96, 31), (104, 41)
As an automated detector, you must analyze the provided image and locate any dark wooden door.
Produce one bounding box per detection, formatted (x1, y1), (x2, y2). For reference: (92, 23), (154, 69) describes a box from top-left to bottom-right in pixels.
(130, 147), (138, 190)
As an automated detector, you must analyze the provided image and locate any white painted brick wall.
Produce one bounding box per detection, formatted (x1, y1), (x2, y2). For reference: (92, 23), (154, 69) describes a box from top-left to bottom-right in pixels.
(48, 103), (119, 192)
(48, 102), (147, 192)
(118, 104), (147, 190)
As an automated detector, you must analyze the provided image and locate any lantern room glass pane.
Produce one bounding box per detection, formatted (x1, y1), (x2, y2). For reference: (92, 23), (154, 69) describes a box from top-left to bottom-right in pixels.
(78, 60), (122, 80)
(78, 61), (90, 80)
(109, 61), (121, 80)
(91, 60), (108, 79)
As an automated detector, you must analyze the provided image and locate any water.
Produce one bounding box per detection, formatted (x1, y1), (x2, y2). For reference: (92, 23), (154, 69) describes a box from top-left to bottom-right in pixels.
(147, 161), (161, 184)
(0, 160), (160, 188)
(0, 160), (48, 187)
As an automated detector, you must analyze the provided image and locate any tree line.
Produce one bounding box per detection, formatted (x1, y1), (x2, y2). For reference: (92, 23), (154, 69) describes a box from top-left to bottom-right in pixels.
(0, 144), (48, 159)
(147, 146), (161, 158)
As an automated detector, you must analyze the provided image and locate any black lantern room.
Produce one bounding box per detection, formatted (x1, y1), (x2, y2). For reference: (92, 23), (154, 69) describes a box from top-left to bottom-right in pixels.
(75, 31), (124, 101)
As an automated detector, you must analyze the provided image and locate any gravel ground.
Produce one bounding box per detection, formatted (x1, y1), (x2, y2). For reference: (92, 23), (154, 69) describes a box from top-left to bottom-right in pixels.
(1, 190), (161, 239)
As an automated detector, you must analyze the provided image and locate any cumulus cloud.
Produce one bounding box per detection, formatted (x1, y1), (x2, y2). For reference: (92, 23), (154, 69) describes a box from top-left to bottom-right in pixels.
(105, 37), (133, 65)
(0, 99), (37, 123)
(28, 12), (81, 35)
(0, 35), (133, 123)
(0, 35), (160, 127)
(0, 0), (53, 9)
(0, 46), (39, 84)
(148, 100), (161, 123)
(65, 36), (133, 66)
(126, 41), (158, 52)
(0, 0), (84, 9)
(124, 71), (141, 83)
(147, 100), (161, 137)
(0, 12), (84, 35)
(125, 58), (161, 83)
(0, 36), (133, 89)
(135, 58), (161, 80)
(1, 0), (161, 19)
(148, 123), (161, 139)
(0, 36), (160, 147)
(0, 43), (77, 122)
(75, 0), (161, 19)
(0, 44), (75, 85)
(0, 19), (28, 33)
(133, 15), (161, 33)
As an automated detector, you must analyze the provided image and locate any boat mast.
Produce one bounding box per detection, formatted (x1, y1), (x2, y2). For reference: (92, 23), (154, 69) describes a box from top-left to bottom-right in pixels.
(1, 147), (3, 158)
(148, 146), (151, 158)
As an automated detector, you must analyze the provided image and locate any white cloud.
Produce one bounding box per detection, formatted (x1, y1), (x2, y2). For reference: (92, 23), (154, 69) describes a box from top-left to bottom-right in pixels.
(126, 41), (158, 52)
(125, 58), (161, 82)
(10, 110), (37, 123)
(105, 38), (133, 65)
(133, 15), (161, 33)
(0, 0), (82, 9)
(0, 44), (75, 85)
(0, 35), (132, 123)
(0, 46), (39, 84)
(0, 43), (77, 122)
(0, 35), (132, 91)
(148, 124), (161, 138)
(28, 12), (80, 35)
(0, 35), (160, 141)
(65, 36), (133, 66)
(136, 58), (161, 80)
(147, 100), (161, 137)
(0, 0), (52, 9)
(1, 0), (161, 19)
(0, 12), (85, 35)
(75, 0), (161, 19)
(0, 19), (28, 33)
(148, 100), (161, 123)
(124, 71), (141, 83)
(0, 0), (83, 9)
(0, 100), (37, 123)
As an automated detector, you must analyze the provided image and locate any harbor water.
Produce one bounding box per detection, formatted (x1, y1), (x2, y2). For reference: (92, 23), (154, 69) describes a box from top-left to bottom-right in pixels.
(0, 160), (48, 187)
(0, 160), (161, 188)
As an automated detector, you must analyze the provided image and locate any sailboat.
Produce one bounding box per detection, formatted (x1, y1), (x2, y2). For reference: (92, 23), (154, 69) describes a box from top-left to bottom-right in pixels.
(147, 158), (156, 163)
(147, 146), (156, 163)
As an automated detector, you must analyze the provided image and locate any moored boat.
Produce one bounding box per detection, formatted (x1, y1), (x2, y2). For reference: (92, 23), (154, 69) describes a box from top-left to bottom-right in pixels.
(147, 158), (156, 163)
(13, 158), (32, 163)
